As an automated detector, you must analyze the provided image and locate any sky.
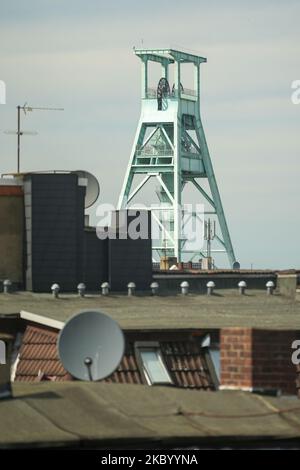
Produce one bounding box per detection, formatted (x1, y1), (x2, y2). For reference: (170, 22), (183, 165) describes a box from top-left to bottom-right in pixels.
(0, 0), (299, 269)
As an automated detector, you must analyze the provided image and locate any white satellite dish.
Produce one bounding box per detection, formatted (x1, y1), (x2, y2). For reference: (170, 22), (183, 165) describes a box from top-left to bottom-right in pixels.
(58, 310), (124, 381)
(74, 170), (100, 208)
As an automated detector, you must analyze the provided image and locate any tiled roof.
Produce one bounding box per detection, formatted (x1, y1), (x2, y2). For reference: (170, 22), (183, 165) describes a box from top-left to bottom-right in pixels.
(161, 342), (214, 389)
(15, 325), (70, 382)
(105, 344), (143, 385)
(14, 324), (215, 390)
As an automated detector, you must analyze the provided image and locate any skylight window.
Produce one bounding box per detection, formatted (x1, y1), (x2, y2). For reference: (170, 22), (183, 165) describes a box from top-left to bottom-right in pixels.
(201, 333), (220, 385)
(209, 348), (220, 381)
(135, 342), (173, 386)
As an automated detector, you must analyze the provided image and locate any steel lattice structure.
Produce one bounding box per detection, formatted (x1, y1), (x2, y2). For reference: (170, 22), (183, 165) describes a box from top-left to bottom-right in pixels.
(118, 48), (237, 267)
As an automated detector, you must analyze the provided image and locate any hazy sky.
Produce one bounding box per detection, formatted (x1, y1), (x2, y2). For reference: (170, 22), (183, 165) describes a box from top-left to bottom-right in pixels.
(0, 0), (299, 269)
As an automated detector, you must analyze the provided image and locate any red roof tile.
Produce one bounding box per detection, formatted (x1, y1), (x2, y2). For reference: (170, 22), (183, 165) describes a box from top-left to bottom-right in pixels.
(15, 325), (70, 382)
(15, 325), (215, 390)
(161, 341), (214, 389)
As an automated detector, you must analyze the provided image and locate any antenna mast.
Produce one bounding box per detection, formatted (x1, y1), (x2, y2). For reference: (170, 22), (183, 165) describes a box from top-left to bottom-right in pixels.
(204, 218), (216, 269)
(5, 103), (64, 173)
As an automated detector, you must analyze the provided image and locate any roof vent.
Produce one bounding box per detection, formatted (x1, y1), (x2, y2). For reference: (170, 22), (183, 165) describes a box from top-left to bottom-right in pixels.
(101, 282), (110, 296)
(51, 283), (60, 298)
(238, 280), (247, 295)
(180, 281), (189, 295)
(3, 279), (12, 294)
(206, 281), (215, 296)
(266, 280), (275, 295)
(150, 281), (159, 296)
(127, 282), (136, 296)
(77, 283), (86, 297)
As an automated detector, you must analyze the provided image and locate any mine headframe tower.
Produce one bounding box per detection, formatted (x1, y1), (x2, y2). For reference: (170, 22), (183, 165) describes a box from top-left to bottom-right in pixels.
(118, 48), (237, 267)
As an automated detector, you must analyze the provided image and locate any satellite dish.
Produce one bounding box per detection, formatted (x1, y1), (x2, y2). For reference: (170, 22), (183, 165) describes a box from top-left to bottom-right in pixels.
(74, 170), (100, 208)
(58, 310), (124, 381)
(232, 261), (240, 270)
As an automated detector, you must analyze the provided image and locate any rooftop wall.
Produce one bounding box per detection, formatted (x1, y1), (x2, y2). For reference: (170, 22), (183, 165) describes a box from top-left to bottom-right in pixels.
(24, 173), (85, 292)
(220, 327), (300, 396)
(0, 186), (24, 284)
(153, 271), (277, 292)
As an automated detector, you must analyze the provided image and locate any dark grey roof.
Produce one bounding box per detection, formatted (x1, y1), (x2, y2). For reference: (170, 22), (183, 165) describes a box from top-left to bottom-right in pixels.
(0, 382), (300, 449)
(1, 290), (300, 330)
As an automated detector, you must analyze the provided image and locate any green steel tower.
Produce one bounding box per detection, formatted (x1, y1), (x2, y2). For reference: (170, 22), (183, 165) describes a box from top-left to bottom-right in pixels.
(118, 48), (237, 267)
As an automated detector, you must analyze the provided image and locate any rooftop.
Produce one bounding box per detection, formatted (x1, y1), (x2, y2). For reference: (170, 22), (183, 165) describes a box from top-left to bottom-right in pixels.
(134, 47), (207, 64)
(14, 323), (216, 389)
(1, 289), (300, 330)
(1, 382), (300, 449)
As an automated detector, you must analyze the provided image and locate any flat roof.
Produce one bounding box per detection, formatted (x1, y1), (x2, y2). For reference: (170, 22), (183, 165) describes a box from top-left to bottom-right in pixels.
(1, 290), (300, 330)
(0, 382), (299, 449)
(134, 47), (207, 64)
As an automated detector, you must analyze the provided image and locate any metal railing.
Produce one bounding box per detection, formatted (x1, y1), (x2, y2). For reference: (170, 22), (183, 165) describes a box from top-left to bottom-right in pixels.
(182, 88), (197, 97)
(152, 261), (203, 270)
(136, 147), (173, 156)
(146, 87), (197, 99)
(136, 145), (198, 157)
(146, 88), (157, 98)
(181, 145), (199, 155)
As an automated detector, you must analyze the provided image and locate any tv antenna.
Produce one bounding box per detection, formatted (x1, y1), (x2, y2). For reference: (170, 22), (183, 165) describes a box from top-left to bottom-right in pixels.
(4, 103), (64, 173)
(58, 310), (124, 381)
